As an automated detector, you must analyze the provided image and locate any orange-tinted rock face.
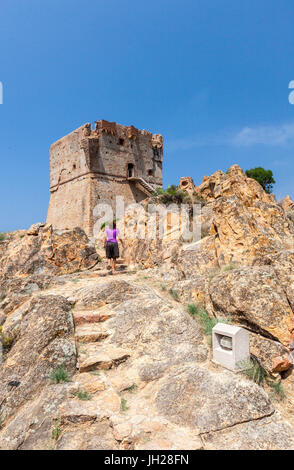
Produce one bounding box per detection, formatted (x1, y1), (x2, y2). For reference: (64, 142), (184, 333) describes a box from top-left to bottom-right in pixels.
(272, 355), (291, 373)
(179, 176), (196, 194)
(281, 195), (294, 213)
(196, 165), (294, 266)
(0, 224), (99, 281)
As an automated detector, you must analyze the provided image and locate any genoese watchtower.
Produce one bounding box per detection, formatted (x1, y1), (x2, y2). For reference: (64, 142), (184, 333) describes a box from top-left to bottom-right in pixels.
(47, 120), (163, 235)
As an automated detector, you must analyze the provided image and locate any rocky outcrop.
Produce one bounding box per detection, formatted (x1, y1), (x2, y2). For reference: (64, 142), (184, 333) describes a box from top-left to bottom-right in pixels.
(1, 164), (294, 449)
(196, 165), (294, 267)
(0, 224), (99, 279)
(280, 195), (294, 213)
(208, 267), (294, 345)
(0, 294), (76, 449)
(1, 272), (290, 450)
(0, 225), (100, 324)
(179, 176), (197, 195)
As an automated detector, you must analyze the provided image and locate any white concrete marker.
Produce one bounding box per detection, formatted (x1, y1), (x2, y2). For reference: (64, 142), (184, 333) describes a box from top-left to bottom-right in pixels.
(212, 323), (250, 371)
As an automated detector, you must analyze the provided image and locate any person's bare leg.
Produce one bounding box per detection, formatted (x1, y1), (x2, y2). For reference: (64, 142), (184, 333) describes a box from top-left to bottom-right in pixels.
(107, 258), (111, 270)
(112, 258), (117, 274)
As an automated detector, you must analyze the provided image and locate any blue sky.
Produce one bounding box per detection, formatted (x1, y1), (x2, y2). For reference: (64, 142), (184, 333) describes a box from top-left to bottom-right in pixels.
(1, 0), (294, 232)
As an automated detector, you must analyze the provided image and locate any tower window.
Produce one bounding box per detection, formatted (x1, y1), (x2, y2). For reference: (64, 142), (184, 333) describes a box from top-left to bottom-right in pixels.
(148, 169), (153, 176)
(128, 163), (135, 178)
(118, 138), (125, 146)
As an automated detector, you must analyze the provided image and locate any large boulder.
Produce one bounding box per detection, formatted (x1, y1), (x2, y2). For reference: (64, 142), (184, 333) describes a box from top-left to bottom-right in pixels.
(0, 225), (99, 280)
(0, 295), (76, 424)
(155, 365), (274, 433)
(280, 195), (294, 213)
(209, 267), (293, 345)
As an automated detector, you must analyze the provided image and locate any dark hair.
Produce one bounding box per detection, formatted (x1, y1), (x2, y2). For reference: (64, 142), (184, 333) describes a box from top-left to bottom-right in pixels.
(112, 220), (116, 229)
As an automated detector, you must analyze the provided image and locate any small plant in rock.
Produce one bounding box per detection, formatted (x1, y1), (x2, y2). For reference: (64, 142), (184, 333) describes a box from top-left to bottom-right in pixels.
(187, 303), (199, 316)
(161, 284), (167, 291)
(124, 383), (138, 394)
(0, 233), (6, 241)
(269, 381), (286, 400)
(0, 415), (4, 429)
(239, 358), (266, 385)
(0, 327), (14, 354)
(169, 288), (179, 301)
(49, 366), (69, 384)
(75, 389), (91, 401)
(51, 424), (62, 441)
(187, 303), (231, 344)
(208, 267), (221, 279)
(90, 370), (100, 376)
(223, 262), (237, 272)
(121, 398), (129, 412)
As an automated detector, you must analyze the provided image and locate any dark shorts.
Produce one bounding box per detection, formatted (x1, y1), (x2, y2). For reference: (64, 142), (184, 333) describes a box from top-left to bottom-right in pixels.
(106, 241), (119, 259)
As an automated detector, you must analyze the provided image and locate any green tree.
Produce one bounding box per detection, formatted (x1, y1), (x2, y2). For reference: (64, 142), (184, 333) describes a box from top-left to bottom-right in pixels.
(245, 167), (276, 194)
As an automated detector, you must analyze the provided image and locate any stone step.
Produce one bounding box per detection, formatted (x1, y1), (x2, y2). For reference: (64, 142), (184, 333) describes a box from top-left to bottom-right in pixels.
(59, 400), (102, 424)
(75, 324), (110, 343)
(73, 372), (106, 394)
(73, 311), (112, 326)
(78, 343), (130, 372)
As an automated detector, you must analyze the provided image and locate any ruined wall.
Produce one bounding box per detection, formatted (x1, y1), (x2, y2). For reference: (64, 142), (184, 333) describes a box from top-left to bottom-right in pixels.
(47, 120), (163, 235)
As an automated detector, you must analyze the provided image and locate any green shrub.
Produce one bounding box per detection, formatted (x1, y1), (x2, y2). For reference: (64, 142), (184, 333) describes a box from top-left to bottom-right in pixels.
(187, 303), (199, 316)
(245, 167), (275, 194)
(161, 284), (167, 291)
(0, 233), (6, 241)
(151, 186), (191, 205)
(152, 187), (165, 197)
(49, 366), (69, 384)
(166, 185), (178, 194)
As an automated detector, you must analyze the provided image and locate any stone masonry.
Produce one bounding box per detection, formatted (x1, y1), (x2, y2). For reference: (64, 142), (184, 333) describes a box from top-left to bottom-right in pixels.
(47, 120), (164, 235)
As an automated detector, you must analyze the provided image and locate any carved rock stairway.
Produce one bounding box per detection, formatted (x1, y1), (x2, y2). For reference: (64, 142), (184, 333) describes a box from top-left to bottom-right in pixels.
(74, 307), (130, 373)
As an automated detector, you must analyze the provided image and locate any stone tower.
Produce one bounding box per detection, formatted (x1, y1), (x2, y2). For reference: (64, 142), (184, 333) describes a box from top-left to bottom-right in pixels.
(46, 120), (163, 236)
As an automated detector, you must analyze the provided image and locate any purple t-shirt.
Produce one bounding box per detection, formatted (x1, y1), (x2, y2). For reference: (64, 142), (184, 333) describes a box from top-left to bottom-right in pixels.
(106, 228), (119, 243)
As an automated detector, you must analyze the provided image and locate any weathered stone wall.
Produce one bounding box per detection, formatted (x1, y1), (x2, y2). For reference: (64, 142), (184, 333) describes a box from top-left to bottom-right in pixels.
(47, 120), (163, 235)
